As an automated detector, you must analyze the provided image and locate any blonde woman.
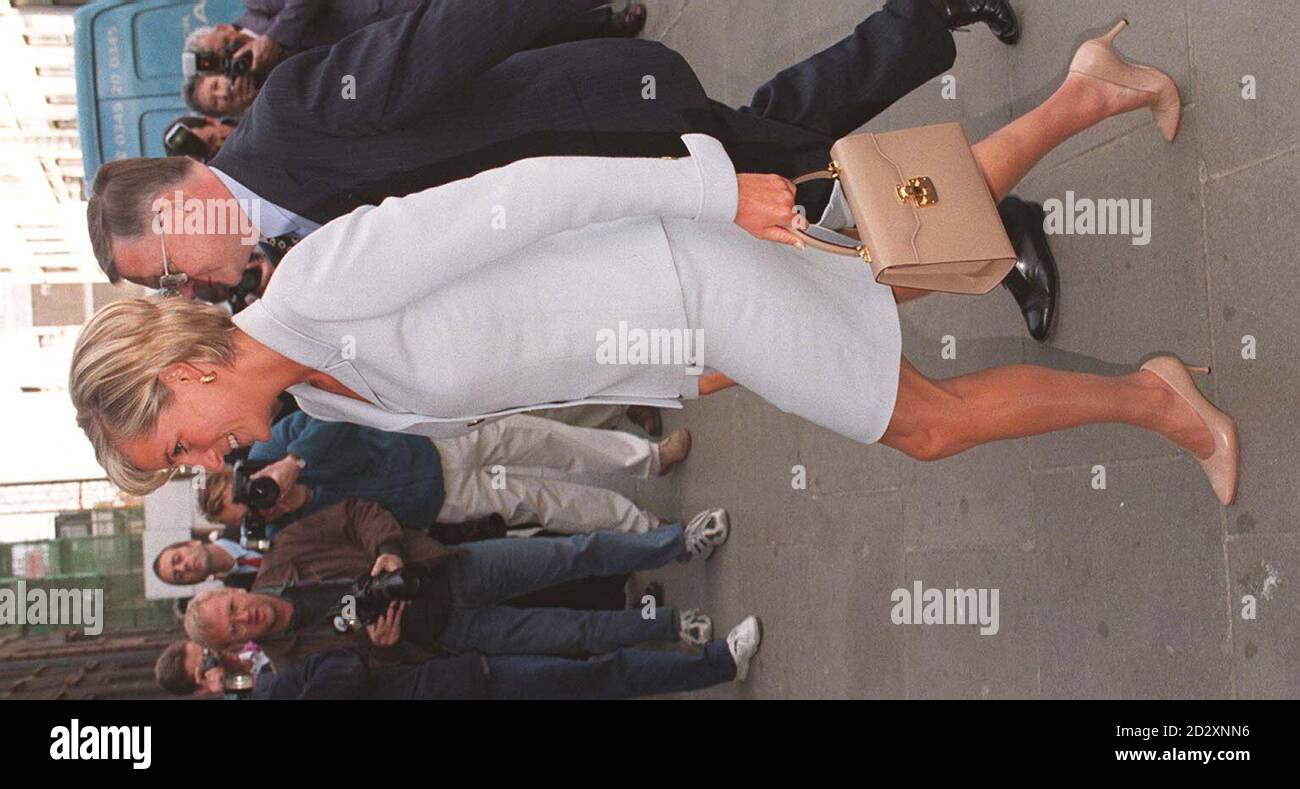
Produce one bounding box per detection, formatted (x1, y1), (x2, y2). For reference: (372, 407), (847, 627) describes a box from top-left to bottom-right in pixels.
(72, 20), (1236, 505)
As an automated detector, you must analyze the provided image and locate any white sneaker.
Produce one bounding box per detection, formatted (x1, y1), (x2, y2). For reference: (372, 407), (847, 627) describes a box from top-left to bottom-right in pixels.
(726, 616), (763, 682)
(683, 508), (730, 561)
(677, 608), (713, 646)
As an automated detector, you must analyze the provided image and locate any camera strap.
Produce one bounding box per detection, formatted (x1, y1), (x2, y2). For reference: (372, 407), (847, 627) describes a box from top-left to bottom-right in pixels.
(257, 233), (301, 265)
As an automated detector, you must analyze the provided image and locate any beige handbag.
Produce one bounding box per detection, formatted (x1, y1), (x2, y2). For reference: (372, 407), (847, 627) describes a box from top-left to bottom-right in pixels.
(792, 123), (1016, 295)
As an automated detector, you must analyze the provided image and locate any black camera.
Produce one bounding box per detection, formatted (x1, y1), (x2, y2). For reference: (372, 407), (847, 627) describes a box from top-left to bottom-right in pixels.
(163, 116), (236, 164)
(238, 512), (270, 553)
(226, 262), (265, 314)
(162, 117), (212, 162)
(223, 452), (277, 551)
(186, 40), (252, 80)
(216, 509), (269, 552)
(200, 648), (256, 698)
(331, 566), (434, 634)
(230, 456), (279, 511)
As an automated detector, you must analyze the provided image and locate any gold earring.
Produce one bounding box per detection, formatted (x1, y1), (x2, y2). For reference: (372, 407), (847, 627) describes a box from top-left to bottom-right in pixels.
(200, 373), (216, 384)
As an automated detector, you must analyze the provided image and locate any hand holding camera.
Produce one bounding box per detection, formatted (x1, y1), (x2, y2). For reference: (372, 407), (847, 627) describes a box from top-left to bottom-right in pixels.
(331, 564), (434, 637)
(232, 35), (284, 77)
(366, 601), (408, 647)
(249, 454), (303, 518)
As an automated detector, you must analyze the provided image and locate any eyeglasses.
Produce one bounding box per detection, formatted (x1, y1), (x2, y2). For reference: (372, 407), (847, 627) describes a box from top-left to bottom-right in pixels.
(157, 223), (189, 297)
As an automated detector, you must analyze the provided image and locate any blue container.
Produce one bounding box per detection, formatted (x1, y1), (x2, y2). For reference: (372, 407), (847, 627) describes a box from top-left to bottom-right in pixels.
(75, 0), (245, 187)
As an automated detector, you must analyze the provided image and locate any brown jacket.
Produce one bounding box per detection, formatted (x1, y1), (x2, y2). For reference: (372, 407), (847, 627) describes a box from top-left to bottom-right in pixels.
(251, 498), (463, 669)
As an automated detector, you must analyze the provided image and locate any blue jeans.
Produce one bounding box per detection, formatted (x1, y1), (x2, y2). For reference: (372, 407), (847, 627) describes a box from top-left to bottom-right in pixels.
(487, 641), (737, 699)
(439, 524), (686, 655)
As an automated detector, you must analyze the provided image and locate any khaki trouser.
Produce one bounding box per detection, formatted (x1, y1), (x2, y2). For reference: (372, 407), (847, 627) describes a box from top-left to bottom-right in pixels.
(532, 403), (627, 430)
(435, 415), (663, 534)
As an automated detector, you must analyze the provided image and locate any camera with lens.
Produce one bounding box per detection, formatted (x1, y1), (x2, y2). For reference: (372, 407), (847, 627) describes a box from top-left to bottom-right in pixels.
(226, 261), (266, 314)
(163, 118), (212, 162)
(216, 509), (270, 552)
(223, 451), (277, 551)
(331, 565), (434, 634)
(238, 511), (271, 553)
(183, 40), (252, 81)
(200, 648), (257, 698)
(230, 456), (279, 511)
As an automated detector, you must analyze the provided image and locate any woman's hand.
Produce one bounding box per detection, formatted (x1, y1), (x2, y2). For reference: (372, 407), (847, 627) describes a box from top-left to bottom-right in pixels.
(735, 173), (808, 248)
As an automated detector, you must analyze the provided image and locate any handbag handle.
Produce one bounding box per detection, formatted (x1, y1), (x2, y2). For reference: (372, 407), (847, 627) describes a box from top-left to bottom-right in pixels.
(787, 169), (861, 258)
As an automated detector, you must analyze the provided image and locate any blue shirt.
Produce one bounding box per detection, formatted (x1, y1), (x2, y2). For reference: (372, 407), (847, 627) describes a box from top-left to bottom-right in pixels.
(248, 412), (445, 533)
(209, 166), (321, 240)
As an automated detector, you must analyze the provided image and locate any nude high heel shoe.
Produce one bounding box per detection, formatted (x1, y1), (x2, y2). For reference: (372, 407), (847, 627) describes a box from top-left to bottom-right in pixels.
(1140, 356), (1239, 505)
(1069, 19), (1183, 142)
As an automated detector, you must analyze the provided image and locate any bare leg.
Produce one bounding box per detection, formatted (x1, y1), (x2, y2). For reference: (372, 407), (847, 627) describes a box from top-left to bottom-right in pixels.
(890, 73), (1146, 304)
(880, 357), (1214, 461)
(972, 67), (1167, 202)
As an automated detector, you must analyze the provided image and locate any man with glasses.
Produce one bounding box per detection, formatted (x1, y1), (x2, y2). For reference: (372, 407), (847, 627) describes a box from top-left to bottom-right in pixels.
(86, 0), (972, 297)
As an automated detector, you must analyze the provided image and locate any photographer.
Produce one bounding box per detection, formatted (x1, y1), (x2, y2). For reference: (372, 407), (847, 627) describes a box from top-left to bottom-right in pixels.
(180, 25), (275, 118)
(196, 467), (651, 612)
(155, 640), (270, 697)
(197, 411), (689, 537)
(184, 498), (730, 669)
(251, 629), (759, 699)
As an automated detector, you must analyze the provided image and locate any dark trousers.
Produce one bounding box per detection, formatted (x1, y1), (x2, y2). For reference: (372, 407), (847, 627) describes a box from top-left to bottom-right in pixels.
(531, 4), (623, 49)
(708, 0), (956, 218)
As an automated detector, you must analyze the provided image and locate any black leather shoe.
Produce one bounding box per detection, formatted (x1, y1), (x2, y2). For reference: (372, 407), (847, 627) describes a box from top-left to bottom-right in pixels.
(607, 2), (647, 38)
(943, 0), (1021, 45)
(998, 196), (1057, 342)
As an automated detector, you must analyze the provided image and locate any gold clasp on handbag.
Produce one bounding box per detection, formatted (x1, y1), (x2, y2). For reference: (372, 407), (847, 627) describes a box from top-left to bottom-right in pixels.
(895, 176), (937, 207)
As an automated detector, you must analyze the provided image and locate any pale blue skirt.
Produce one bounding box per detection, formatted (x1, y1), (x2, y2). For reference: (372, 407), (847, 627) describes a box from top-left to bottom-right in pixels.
(660, 218), (902, 444)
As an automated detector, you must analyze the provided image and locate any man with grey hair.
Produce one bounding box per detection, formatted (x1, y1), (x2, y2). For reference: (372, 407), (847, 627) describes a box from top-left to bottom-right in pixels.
(95, 0), (963, 295)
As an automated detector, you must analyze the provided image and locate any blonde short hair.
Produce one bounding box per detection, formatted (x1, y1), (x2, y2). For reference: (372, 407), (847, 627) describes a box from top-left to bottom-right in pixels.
(197, 468), (234, 523)
(69, 297), (236, 495)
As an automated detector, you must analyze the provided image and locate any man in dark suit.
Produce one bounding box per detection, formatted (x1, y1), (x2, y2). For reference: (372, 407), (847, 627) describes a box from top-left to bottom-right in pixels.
(234, 0), (645, 54)
(183, 1), (648, 117)
(92, 0), (1055, 338)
